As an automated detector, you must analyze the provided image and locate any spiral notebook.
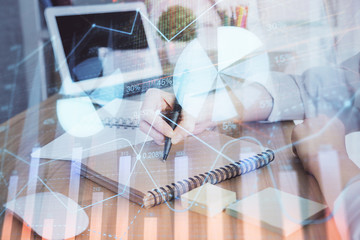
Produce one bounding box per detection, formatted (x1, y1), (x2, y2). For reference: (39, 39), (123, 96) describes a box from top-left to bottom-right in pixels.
(80, 131), (274, 208)
(35, 98), (275, 208)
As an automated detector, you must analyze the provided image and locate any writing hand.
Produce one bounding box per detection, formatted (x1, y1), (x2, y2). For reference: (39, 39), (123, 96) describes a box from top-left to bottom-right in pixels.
(140, 89), (215, 145)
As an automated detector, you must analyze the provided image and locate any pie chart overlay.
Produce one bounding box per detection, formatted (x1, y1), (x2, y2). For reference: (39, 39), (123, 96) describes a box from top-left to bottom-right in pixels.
(173, 27), (270, 122)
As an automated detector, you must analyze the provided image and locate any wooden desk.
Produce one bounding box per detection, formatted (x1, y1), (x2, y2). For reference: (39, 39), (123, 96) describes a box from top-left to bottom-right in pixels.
(0, 94), (341, 240)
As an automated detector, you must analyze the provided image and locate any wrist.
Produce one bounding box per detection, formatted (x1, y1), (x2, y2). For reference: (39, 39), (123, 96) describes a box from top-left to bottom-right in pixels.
(237, 83), (273, 122)
(307, 148), (346, 170)
(309, 151), (359, 190)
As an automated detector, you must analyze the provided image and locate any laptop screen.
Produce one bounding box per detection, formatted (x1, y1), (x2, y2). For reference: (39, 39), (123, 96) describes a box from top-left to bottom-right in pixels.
(56, 11), (152, 82)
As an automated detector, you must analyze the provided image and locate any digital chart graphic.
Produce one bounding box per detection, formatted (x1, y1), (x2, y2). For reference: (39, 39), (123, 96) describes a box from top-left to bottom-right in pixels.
(173, 26), (270, 121)
(1, 0), (359, 239)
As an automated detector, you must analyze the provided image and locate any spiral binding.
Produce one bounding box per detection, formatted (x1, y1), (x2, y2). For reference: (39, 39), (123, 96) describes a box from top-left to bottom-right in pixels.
(143, 149), (275, 208)
(101, 117), (139, 129)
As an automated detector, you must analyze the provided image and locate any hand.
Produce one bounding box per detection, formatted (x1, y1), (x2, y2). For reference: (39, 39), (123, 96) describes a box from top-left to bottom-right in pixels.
(291, 115), (348, 174)
(139, 89), (216, 145)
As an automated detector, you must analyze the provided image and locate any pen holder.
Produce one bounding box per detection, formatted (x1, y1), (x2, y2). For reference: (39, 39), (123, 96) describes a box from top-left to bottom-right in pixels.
(216, 1), (249, 28)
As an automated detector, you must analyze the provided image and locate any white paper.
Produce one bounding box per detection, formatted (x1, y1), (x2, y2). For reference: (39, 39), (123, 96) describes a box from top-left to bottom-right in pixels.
(32, 99), (152, 160)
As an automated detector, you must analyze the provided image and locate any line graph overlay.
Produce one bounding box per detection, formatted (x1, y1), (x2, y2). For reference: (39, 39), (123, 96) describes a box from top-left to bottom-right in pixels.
(78, 110), (159, 211)
(2, 87), (357, 222)
(0, 97), (355, 238)
(2, 0), (359, 233)
(56, 0), (225, 72)
(139, 0), (225, 42)
(5, 90), (355, 215)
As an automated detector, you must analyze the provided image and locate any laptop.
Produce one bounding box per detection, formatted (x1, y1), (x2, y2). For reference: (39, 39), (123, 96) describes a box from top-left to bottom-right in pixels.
(45, 2), (167, 102)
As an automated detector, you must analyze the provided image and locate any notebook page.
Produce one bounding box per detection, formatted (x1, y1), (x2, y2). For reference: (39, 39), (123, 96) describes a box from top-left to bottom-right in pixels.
(33, 98), (152, 160)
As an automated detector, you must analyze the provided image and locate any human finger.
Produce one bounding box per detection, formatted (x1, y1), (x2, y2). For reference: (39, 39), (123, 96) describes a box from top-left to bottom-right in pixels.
(141, 88), (175, 112)
(140, 89), (176, 138)
(139, 120), (165, 145)
(192, 121), (215, 135)
(141, 109), (175, 138)
(171, 113), (196, 144)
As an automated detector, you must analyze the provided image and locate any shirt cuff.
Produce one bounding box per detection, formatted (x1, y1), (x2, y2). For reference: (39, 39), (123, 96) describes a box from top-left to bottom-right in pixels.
(255, 72), (305, 122)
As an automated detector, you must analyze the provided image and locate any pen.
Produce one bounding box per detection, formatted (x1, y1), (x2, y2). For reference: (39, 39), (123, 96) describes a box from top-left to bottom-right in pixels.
(162, 98), (182, 161)
(163, 71), (188, 161)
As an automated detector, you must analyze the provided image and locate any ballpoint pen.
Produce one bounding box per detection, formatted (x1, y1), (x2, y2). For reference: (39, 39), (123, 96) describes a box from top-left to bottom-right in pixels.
(163, 71), (188, 161)
(162, 97), (182, 161)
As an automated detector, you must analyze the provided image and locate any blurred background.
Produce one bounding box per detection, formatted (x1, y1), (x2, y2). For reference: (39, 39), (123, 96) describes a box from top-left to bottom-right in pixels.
(1, 0), (360, 123)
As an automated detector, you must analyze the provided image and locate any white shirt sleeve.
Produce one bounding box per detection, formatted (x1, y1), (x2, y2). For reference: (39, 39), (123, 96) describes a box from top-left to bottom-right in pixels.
(255, 71), (305, 122)
(258, 53), (360, 131)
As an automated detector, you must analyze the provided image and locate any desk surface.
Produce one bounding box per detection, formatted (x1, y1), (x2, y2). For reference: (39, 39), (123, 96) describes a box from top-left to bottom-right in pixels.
(0, 94), (341, 240)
